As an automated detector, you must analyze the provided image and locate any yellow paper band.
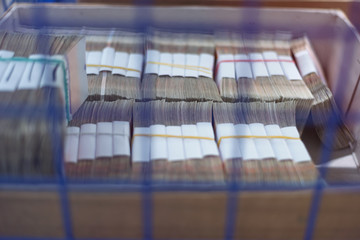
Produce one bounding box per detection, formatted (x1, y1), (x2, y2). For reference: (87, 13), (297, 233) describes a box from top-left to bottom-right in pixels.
(132, 134), (214, 142)
(86, 64), (141, 73)
(146, 61), (212, 75)
(217, 135), (301, 147)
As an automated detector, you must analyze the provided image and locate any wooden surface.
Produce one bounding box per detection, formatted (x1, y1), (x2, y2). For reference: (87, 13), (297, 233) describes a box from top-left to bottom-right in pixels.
(1, 189), (360, 239)
(0, 191), (64, 238)
(70, 192), (143, 239)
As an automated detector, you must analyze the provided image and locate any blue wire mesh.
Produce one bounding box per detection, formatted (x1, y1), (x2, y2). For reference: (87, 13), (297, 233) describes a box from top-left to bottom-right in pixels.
(0, 2), (360, 240)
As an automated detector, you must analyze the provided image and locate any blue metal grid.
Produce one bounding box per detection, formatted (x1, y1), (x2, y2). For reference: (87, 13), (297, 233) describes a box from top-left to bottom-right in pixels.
(0, 2), (360, 240)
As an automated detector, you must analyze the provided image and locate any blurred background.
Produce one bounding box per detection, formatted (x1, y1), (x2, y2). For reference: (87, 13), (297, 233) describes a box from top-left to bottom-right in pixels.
(2, 0), (359, 30)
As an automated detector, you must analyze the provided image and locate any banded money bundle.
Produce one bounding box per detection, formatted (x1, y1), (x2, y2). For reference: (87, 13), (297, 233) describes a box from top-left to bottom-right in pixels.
(0, 32), (86, 177)
(214, 101), (318, 185)
(215, 32), (314, 133)
(86, 33), (143, 101)
(65, 100), (133, 179)
(131, 100), (224, 183)
(142, 30), (221, 102)
(292, 36), (355, 150)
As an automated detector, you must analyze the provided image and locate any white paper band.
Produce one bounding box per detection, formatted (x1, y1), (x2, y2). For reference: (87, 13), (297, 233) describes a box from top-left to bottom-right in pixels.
(113, 121), (130, 157)
(158, 52), (172, 76)
(144, 50), (160, 74)
(100, 47), (115, 72)
(278, 55), (303, 81)
(132, 127), (151, 162)
(234, 54), (253, 79)
(234, 124), (259, 161)
(17, 54), (45, 90)
(249, 53), (269, 78)
(294, 50), (317, 77)
(64, 127), (80, 163)
(198, 53), (214, 78)
(216, 54), (235, 87)
(112, 51), (129, 76)
(100, 72), (107, 97)
(126, 53), (143, 78)
(264, 124), (293, 161)
(197, 122), (219, 157)
(249, 123), (276, 159)
(262, 51), (284, 76)
(172, 53), (186, 77)
(113, 121), (130, 137)
(40, 56), (64, 88)
(86, 51), (102, 75)
(166, 126), (185, 162)
(185, 54), (199, 78)
(150, 124), (168, 160)
(0, 61), (27, 92)
(216, 123), (242, 160)
(182, 124), (203, 160)
(78, 124), (97, 161)
(0, 51), (14, 83)
(0, 50), (14, 58)
(88, 49), (143, 77)
(96, 122), (113, 158)
(145, 51), (213, 78)
(281, 126), (311, 162)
